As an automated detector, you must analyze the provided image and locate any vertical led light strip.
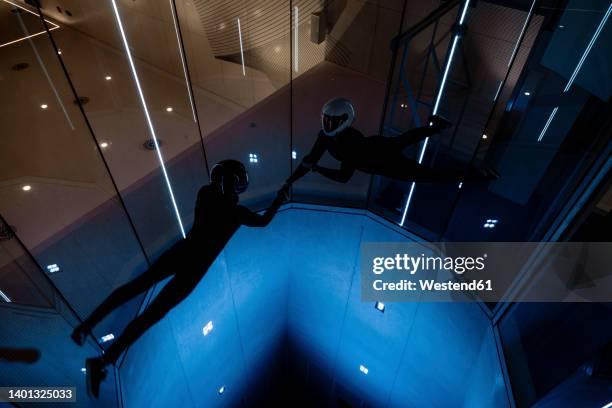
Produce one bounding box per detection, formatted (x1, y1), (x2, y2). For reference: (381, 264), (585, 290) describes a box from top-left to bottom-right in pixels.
(400, 0), (471, 226)
(492, 0), (534, 103)
(563, 3), (611, 92)
(237, 17), (246, 76)
(507, 0), (536, 67)
(0, 289), (11, 303)
(493, 80), (503, 102)
(537, 106), (558, 142)
(537, 3), (610, 142)
(458, 0), (471, 24)
(431, 36), (460, 115)
(110, 0), (186, 238)
(169, 0), (197, 123)
(294, 6), (299, 72)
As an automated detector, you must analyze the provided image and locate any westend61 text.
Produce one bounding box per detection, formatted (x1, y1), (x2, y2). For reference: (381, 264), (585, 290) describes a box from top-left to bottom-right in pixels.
(372, 279), (493, 292)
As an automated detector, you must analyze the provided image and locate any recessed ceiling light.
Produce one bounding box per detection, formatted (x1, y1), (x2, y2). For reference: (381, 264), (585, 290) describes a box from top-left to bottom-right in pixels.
(482, 134), (488, 139)
(142, 138), (163, 151)
(22, 185), (32, 191)
(105, 75), (112, 81)
(218, 385), (225, 395)
(100, 141), (109, 149)
(57, 49), (62, 55)
(292, 151), (297, 160)
(359, 364), (369, 375)
(11, 62), (29, 71)
(249, 153), (259, 164)
(166, 106), (173, 112)
(100, 333), (115, 343)
(40, 104), (48, 109)
(202, 320), (213, 336)
(46, 264), (60, 273)
(374, 301), (385, 312)
(524, 91), (531, 96)
(73, 96), (90, 106)
(81, 367), (87, 373)
(483, 219), (499, 228)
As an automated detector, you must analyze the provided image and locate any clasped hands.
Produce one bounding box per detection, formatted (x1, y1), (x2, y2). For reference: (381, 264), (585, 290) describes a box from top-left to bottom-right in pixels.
(277, 158), (320, 201)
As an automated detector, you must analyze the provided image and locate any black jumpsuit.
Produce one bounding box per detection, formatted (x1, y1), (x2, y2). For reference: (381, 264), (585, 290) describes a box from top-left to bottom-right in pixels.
(82, 185), (284, 364)
(288, 126), (483, 184)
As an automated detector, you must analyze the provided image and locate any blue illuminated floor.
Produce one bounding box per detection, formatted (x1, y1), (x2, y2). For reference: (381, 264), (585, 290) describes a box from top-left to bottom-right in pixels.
(117, 205), (509, 408)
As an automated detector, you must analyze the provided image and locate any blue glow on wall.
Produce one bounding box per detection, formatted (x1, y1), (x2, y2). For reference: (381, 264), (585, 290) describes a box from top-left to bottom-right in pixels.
(117, 207), (509, 407)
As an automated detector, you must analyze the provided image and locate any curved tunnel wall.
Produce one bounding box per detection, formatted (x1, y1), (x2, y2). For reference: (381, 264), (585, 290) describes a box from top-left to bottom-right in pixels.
(118, 205), (509, 408)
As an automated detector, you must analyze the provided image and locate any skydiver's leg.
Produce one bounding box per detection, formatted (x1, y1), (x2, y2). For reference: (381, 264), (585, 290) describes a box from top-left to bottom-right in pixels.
(71, 240), (188, 346)
(86, 273), (200, 397)
(101, 274), (199, 365)
(393, 126), (442, 148)
(378, 155), (494, 183)
(392, 114), (453, 148)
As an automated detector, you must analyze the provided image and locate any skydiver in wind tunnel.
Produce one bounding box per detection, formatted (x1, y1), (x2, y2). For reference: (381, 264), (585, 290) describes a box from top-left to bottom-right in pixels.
(70, 160), (290, 398)
(287, 98), (498, 185)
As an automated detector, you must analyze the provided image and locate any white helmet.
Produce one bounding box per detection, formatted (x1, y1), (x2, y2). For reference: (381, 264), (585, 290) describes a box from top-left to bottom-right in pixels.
(321, 97), (356, 136)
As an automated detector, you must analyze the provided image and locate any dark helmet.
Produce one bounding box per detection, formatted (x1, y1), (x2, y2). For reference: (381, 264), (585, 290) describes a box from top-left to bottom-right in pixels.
(210, 160), (249, 194)
(321, 97), (356, 136)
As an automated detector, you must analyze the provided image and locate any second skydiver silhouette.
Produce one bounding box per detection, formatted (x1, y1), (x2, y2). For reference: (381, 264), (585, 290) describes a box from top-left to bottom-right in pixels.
(287, 97), (498, 184)
(71, 160), (290, 398)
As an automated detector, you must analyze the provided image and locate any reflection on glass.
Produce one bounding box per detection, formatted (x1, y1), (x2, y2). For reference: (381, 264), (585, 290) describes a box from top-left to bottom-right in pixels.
(291, 0), (406, 207)
(0, 1), (150, 342)
(178, 0), (292, 209)
(443, 0), (611, 245)
(369, 0), (550, 240)
(0, 219), (53, 308)
(36, 0), (211, 256)
(109, 0), (187, 238)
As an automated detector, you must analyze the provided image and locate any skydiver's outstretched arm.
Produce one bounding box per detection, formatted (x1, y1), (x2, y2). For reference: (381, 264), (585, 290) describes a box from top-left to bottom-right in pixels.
(236, 184), (290, 227)
(287, 132), (330, 184)
(313, 161), (355, 183)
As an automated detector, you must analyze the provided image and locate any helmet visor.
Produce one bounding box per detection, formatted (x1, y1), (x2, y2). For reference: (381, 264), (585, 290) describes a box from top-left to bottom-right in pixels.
(322, 114), (347, 134)
(234, 172), (249, 194)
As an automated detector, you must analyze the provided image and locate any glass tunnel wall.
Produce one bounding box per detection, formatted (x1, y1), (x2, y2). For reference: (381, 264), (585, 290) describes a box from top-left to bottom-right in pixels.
(0, 217), (119, 407)
(372, 0), (611, 244)
(0, 0), (411, 333)
(0, 0), (153, 352)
